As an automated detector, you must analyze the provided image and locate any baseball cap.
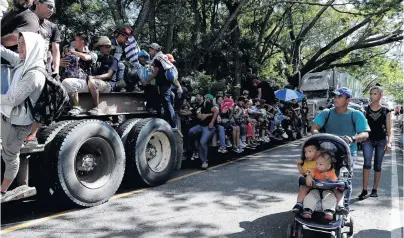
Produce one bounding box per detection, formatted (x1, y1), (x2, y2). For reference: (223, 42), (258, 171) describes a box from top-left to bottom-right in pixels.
(332, 87), (352, 98)
(166, 54), (176, 63)
(149, 43), (162, 51)
(115, 27), (133, 37)
(204, 94), (214, 100)
(39, 0), (55, 8)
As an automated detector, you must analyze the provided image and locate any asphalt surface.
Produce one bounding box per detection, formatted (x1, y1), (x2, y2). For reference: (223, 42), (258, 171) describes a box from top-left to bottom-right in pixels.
(1, 128), (403, 238)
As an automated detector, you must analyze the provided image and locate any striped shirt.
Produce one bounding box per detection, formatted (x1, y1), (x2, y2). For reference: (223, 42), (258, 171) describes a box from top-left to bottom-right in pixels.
(112, 36), (140, 67)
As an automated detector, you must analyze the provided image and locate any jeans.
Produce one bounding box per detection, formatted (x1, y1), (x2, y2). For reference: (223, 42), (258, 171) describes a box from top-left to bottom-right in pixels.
(362, 139), (386, 172)
(1, 64), (11, 94)
(345, 151), (357, 209)
(189, 125), (216, 163)
(159, 85), (176, 128)
(216, 125), (226, 147)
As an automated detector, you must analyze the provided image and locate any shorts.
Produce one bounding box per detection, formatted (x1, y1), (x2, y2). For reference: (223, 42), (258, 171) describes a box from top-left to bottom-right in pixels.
(62, 78), (88, 93)
(88, 78), (112, 93)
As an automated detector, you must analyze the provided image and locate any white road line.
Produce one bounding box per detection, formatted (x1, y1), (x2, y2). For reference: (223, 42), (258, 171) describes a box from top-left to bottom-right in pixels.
(391, 128), (404, 238)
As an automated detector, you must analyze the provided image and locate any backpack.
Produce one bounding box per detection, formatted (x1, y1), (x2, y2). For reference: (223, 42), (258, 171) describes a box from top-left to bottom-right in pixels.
(165, 66), (178, 83)
(319, 108), (356, 133)
(25, 67), (71, 126)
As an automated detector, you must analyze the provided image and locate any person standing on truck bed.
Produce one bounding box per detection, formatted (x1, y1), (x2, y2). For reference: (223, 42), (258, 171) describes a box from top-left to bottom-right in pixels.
(252, 77), (276, 106)
(1, 32), (46, 202)
(1, 0), (39, 64)
(25, 0), (61, 146)
(311, 87), (370, 219)
(142, 43), (181, 128)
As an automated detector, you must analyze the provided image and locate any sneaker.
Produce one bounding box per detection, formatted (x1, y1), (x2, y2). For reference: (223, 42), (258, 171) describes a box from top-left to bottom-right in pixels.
(246, 144), (256, 150)
(336, 206), (349, 215)
(192, 152), (199, 160)
(370, 189), (378, 197)
(358, 189), (368, 200)
(201, 162), (208, 169)
(68, 106), (83, 116)
(239, 140), (247, 148)
(324, 210), (334, 221)
(24, 135), (38, 147)
(292, 203), (303, 214)
(218, 146), (228, 153)
(281, 132), (288, 139)
(225, 140), (233, 148)
(88, 107), (99, 116)
(302, 208), (312, 219)
(232, 147), (239, 153)
(263, 136), (270, 143)
(1, 185), (36, 203)
(236, 147), (244, 153)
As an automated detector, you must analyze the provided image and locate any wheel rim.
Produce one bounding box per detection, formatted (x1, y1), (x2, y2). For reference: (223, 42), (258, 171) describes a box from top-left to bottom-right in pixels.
(144, 131), (171, 173)
(74, 137), (115, 189)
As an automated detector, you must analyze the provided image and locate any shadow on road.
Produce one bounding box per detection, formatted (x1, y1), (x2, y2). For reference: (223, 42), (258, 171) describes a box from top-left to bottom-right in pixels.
(354, 227), (403, 238)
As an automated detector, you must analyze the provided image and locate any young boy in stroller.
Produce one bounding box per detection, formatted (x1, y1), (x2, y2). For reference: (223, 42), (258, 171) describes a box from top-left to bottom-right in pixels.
(287, 134), (354, 238)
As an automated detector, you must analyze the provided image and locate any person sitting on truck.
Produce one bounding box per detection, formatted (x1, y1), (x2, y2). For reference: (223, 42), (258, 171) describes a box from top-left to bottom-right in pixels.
(1, 32), (46, 202)
(252, 77), (276, 106)
(61, 33), (97, 116)
(86, 36), (118, 115)
(111, 27), (141, 92)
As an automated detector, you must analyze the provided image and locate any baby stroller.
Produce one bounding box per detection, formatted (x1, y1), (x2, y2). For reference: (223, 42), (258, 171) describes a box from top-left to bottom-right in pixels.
(286, 134), (354, 238)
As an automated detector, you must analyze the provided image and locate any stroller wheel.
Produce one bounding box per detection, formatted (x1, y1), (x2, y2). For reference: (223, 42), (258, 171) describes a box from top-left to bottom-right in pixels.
(286, 224), (292, 238)
(347, 216), (354, 237)
(297, 224), (303, 238)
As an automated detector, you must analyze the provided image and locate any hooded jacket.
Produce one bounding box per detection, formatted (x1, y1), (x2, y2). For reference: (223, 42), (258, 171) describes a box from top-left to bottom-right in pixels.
(1, 32), (46, 125)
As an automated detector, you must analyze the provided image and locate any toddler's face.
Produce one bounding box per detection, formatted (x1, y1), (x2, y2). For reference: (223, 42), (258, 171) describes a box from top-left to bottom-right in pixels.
(304, 145), (318, 161)
(316, 157), (331, 172)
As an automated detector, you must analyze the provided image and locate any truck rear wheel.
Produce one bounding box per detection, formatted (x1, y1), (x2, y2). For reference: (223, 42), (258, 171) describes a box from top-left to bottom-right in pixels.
(35, 120), (76, 198)
(48, 120), (125, 207)
(126, 118), (177, 186)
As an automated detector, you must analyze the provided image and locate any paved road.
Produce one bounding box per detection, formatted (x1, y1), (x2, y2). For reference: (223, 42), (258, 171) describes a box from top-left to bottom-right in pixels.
(1, 129), (403, 238)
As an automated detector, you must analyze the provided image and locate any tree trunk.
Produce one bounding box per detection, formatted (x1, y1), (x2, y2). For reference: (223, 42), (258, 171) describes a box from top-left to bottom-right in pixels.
(227, 1), (242, 98)
(190, 0), (202, 70)
(164, 1), (183, 52)
(107, 0), (125, 25)
(133, 0), (152, 36)
(149, 0), (157, 42)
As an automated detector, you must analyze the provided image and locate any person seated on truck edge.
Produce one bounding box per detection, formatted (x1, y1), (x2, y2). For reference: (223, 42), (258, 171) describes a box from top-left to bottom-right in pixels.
(1, 32), (46, 202)
(188, 94), (219, 169)
(86, 36), (118, 115)
(61, 33), (98, 116)
(111, 26), (141, 92)
(136, 50), (159, 113)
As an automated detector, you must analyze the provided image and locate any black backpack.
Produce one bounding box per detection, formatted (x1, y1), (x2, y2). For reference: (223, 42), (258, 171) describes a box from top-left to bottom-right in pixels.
(25, 67), (70, 126)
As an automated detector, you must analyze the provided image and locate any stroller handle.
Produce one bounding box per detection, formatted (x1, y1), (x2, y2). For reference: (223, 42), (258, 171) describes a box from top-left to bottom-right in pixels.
(311, 180), (347, 190)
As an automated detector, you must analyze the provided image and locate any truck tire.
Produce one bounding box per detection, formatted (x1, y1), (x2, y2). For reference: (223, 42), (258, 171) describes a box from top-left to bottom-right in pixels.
(126, 118), (177, 186)
(116, 118), (141, 147)
(35, 120), (76, 198)
(173, 129), (183, 170)
(48, 120), (125, 207)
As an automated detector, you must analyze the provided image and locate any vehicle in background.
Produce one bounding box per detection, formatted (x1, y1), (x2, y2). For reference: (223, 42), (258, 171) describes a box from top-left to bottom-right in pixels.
(300, 69), (362, 125)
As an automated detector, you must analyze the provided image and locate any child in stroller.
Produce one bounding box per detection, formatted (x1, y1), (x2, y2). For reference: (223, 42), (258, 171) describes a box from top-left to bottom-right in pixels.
(287, 134), (354, 238)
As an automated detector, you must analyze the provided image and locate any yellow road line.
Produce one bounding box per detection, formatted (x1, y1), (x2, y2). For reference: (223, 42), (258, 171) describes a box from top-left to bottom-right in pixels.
(0, 141), (299, 235)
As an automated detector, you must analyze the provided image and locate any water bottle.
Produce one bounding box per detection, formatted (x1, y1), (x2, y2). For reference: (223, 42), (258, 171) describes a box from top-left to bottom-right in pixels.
(339, 166), (349, 180)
